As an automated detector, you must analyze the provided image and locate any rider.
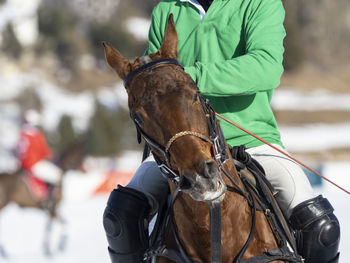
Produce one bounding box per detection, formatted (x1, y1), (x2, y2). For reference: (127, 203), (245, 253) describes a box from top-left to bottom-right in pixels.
(103, 0), (340, 262)
(16, 109), (62, 202)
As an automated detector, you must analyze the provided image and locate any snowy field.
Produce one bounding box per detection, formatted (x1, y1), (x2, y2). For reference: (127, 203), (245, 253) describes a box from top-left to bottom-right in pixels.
(0, 172), (110, 263)
(0, 162), (348, 263)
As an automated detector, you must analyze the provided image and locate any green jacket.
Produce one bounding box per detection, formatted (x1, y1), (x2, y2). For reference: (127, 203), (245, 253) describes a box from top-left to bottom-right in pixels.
(145, 0), (286, 148)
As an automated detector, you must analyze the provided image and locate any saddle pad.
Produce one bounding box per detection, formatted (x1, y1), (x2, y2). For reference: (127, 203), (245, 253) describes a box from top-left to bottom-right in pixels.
(24, 173), (49, 200)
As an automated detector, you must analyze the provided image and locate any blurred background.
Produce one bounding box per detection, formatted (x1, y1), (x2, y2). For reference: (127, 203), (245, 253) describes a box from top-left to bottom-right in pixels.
(0, 0), (349, 262)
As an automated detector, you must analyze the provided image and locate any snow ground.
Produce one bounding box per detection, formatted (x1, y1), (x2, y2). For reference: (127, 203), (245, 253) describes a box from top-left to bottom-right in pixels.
(272, 89), (350, 111)
(0, 162), (349, 263)
(280, 123), (350, 152)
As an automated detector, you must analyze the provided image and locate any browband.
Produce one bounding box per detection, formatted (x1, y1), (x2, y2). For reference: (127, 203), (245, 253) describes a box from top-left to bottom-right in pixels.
(123, 58), (184, 87)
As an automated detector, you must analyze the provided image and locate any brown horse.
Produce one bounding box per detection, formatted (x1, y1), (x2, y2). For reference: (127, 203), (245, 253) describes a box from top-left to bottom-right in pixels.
(0, 141), (85, 256)
(104, 15), (299, 263)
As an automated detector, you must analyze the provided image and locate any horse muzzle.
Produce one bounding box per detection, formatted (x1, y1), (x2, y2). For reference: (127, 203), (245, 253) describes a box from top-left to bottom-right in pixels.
(179, 160), (227, 202)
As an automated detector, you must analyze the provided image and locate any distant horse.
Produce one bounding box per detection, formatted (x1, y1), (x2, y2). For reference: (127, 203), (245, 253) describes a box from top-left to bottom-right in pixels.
(104, 15), (301, 263)
(0, 141), (85, 256)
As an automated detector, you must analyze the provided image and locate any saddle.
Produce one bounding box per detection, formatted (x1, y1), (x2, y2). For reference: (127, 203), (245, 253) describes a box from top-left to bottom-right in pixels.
(144, 145), (303, 263)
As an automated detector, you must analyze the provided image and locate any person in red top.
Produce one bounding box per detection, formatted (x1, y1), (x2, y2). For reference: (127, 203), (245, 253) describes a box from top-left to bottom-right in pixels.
(16, 109), (61, 192)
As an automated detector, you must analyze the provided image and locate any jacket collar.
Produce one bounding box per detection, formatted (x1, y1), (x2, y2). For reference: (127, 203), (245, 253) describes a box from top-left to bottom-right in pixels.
(179, 0), (207, 20)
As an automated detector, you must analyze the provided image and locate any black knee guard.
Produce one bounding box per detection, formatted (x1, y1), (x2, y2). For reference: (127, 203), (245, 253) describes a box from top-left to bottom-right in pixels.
(103, 186), (151, 263)
(290, 195), (340, 263)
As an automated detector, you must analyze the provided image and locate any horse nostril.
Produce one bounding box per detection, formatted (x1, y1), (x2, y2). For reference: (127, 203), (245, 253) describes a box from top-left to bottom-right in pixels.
(203, 160), (219, 179)
(179, 176), (193, 190)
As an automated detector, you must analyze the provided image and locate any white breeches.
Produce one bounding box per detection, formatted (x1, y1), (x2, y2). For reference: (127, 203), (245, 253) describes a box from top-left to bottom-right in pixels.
(31, 160), (62, 185)
(246, 144), (316, 218)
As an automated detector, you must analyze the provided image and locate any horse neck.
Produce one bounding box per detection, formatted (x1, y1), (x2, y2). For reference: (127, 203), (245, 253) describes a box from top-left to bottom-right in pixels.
(168, 151), (278, 262)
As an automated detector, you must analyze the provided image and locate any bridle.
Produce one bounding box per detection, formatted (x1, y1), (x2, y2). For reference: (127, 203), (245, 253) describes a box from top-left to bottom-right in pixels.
(125, 58), (228, 185)
(126, 58), (228, 263)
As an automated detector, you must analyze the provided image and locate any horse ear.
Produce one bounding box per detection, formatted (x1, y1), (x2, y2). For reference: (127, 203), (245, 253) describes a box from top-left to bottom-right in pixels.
(103, 42), (131, 80)
(160, 14), (178, 59)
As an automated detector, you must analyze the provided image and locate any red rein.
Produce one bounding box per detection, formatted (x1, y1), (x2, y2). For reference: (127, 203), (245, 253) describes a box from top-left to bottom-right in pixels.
(216, 112), (350, 195)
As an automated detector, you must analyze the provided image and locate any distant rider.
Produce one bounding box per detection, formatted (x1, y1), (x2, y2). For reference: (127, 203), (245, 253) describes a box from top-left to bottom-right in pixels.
(16, 109), (62, 202)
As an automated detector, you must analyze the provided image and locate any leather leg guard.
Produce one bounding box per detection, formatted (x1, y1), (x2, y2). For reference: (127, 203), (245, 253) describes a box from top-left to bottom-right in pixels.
(290, 195), (340, 263)
(103, 186), (151, 263)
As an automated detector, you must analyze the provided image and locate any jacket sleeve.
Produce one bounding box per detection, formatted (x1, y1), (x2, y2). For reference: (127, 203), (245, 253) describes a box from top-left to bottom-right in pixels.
(185, 0), (286, 96)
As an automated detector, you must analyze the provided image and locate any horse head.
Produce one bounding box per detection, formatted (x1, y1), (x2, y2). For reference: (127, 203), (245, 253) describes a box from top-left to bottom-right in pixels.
(104, 14), (226, 202)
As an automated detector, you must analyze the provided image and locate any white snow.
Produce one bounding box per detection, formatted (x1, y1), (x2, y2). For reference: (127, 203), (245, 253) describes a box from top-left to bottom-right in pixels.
(38, 82), (94, 132)
(0, 72), (36, 101)
(125, 17), (151, 40)
(280, 123), (350, 152)
(272, 89), (350, 111)
(0, 72), (95, 132)
(0, 196), (110, 263)
(0, 0), (42, 46)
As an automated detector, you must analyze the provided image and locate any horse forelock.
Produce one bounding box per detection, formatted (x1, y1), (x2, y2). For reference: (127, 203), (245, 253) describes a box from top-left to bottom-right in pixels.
(138, 55), (153, 66)
(129, 64), (195, 109)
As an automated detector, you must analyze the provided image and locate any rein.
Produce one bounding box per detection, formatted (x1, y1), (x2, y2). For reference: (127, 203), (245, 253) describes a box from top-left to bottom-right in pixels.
(216, 113), (350, 196)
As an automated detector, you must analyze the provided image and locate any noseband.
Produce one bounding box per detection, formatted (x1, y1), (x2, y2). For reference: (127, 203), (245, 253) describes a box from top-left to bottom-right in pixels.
(165, 131), (212, 153)
(125, 58), (228, 184)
